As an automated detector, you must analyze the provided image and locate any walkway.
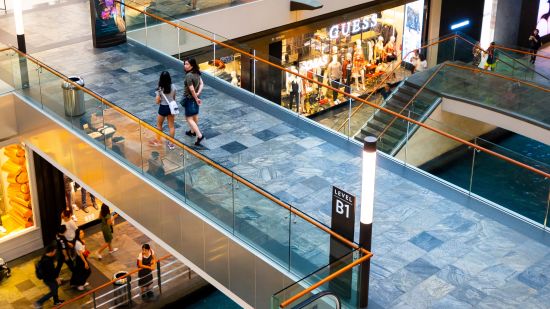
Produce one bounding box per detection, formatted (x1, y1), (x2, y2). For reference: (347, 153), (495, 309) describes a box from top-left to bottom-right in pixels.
(1, 2), (550, 308)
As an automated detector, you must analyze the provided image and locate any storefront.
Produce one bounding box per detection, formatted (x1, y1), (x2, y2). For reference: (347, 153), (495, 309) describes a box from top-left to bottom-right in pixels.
(0, 142), (106, 261)
(191, 0), (427, 119)
(0, 144), (35, 239)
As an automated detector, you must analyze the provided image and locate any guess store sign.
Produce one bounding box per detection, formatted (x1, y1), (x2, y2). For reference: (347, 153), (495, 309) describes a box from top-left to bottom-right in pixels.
(328, 14), (378, 39)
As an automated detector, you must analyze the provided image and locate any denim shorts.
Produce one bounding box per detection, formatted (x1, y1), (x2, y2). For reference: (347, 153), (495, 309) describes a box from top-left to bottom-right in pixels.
(158, 104), (170, 117)
(182, 97), (199, 117)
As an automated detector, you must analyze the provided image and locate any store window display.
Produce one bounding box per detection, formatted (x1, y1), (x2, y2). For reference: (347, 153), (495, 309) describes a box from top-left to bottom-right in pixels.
(352, 40), (366, 91)
(326, 55), (343, 101)
(0, 144), (34, 238)
(286, 65), (303, 112)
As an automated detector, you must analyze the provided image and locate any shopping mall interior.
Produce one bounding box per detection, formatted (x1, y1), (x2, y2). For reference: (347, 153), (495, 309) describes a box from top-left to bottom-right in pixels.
(0, 0), (549, 308)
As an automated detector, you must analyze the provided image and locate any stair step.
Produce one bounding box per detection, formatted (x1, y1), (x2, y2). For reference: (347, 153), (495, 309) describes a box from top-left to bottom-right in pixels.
(366, 119), (406, 139)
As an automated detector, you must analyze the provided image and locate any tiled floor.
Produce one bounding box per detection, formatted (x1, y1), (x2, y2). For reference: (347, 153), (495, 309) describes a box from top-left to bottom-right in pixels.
(1, 2), (550, 308)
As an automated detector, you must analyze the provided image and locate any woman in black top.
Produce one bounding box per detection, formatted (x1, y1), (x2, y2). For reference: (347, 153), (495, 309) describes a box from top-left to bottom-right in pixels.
(529, 29), (542, 64)
(137, 244), (156, 299)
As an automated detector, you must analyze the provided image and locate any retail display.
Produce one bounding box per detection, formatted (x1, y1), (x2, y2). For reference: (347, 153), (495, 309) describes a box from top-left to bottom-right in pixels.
(0, 144), (33, 237)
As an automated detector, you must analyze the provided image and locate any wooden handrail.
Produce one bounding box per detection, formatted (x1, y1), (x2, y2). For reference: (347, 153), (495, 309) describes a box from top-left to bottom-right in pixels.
(279, 252), (373, 308)
(445, 62), (550, 92)
(377, 64), (444, 141)
(56, 254), (172, 308)
(494, 44), (550, 60)
(335, 34), (460, 132)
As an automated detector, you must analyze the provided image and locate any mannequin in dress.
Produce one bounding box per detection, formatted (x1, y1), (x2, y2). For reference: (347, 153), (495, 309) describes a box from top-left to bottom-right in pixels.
(230, 71), (239, 87)
(352, 40), (365, 91)
(326, 55), (343, 101)
(384, 36), (397, 62)
(286, 65), (302, 112)
(374, 36), (385, 63)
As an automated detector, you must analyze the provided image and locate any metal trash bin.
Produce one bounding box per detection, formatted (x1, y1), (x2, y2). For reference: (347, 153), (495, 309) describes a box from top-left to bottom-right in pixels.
(62, 76), (85, 117)
(113, 271), (131, 306)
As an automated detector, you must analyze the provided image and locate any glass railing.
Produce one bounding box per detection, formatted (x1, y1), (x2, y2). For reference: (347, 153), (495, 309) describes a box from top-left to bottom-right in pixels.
(116, 3), (550, 227)
(272, 249), (365, 309)
(291, 292), (341, 309)
(394, 106), (550, 225)
(0, 47), (372, 308)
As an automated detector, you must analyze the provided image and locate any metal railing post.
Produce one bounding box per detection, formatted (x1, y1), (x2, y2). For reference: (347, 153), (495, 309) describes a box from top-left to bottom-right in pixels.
(157, 261), (162, 295)
(92, 291), (97, 309)
(144, 7), (148, 46)
(126, 275), (132, 307)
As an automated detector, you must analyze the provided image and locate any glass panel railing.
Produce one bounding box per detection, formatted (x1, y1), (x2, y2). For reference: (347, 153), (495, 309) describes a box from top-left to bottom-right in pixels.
(35, 66), (67, 118)
(102, 106), (144, 167)
(472, 138), (550, 224)
(272, 249), (361, 309)
(234, 178), (291, 268)
(183, 148), (234, 230)
(12, 59), (41, 106)
(291, 292), (341, 309)
(126, 0), (251, 18)
(0, 49), (15, 92)
(290, 213), (332, 276)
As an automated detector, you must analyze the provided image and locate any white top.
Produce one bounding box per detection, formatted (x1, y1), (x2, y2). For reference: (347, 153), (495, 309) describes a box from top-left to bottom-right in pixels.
(415, 59), (428, 72)
(75, 240), (85, 253)
(62, 218), (78, 241)
(137, 249), (155, 261)
(156, 84), (176, 106)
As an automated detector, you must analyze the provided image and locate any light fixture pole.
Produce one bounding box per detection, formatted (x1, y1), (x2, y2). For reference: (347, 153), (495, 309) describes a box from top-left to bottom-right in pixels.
(13, 0), (29, 88)
(359, 136), (377, 308)
(13, 0), (25, 53)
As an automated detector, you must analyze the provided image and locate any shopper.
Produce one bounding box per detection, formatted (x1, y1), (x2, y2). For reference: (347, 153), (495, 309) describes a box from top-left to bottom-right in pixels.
(150, 71), (177, 150)
(380, 83), (392, 101)
(80, 187), (98, 211)
(34, 245), (64, 308)
(63, 175), (77, 221)
(484, 42), (497, 71)
(414, 54), (428, 73)
(137, 244), (157, 300)
(70, 228), (91, 291)
(95, 205), (119, 260)
(182, 58), (205, 146)
(529, 29), (542, 64)
(55, 225), (74, 275)
(60, 209), (78, 243)
(472, 42), (482, 67)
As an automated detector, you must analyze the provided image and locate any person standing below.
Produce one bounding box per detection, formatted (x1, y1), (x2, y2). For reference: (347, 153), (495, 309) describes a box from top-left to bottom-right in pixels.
(472, 42), (482, 67)
(484, 42), (497, 71)
(150, 71), (177, 150)
(529, 29), (542, 64)
(80, 186), (98, 212)
(34, 245), (64, 308)
(60, 209), (77, 244)
(380, 83), (392, 101)
(95, 205), (119, 260)
(70, 229), (91, 291)
(137, 244), (157, 300)
(55, 225), (74, 276)
(182, 59), (205, 146)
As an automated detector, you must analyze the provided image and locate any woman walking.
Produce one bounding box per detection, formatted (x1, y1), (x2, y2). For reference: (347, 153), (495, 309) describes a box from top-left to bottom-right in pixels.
(182, 58), (205, 146)
(95, 205), (119, 260)
(137, 244), (157, 300)
(150, 71), (177, 150)
(70, 229), (91, 291)
(484, 42), (497, 71)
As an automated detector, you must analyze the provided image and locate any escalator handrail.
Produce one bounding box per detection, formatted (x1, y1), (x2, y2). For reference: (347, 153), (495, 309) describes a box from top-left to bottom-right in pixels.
(290, 291), (341, 309)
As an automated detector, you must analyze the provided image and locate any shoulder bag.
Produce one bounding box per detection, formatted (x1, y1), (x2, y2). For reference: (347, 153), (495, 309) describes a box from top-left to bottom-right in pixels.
(161, 91), (179, 115)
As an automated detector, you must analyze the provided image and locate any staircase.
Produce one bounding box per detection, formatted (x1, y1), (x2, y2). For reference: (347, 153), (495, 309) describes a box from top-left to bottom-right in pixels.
(355, 80), (441, 155)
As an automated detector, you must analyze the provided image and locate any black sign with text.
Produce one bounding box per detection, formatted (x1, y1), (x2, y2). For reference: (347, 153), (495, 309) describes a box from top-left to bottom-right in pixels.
(329, 186), (356, 299)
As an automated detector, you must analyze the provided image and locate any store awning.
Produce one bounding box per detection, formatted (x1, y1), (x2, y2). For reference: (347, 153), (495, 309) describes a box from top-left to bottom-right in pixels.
(290, 0), (323, 11)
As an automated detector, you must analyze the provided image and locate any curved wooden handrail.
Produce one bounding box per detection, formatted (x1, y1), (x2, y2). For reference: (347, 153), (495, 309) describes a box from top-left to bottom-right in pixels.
(377, 64), (444, 141)
(445, 62), (550, 92)
(279, 252), (373, 308)
(56, 254), (172, 308)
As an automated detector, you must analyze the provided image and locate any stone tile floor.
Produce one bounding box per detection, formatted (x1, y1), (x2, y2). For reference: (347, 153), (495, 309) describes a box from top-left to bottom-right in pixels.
(1, 2), (550, 308)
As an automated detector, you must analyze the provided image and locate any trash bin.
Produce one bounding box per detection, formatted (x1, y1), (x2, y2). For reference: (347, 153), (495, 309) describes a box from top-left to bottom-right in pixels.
(113, 271), (131, 306)
(62, 76), (85, 117)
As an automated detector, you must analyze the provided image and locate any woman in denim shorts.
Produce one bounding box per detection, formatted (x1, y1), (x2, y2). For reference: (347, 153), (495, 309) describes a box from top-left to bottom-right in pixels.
(182, 59), (204, 146)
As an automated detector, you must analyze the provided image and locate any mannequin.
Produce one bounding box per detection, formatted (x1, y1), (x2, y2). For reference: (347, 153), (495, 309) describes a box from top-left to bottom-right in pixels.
(384, 36), (397, 62)
(342, 53), (352, 86)
(352, 40), (365, 91)
(367, 41), (375, 63)
(326, 55), (342, 101)
(230, 71), (239, 87)
(286, 65), (302, 112)
(374, 36), (385, 63)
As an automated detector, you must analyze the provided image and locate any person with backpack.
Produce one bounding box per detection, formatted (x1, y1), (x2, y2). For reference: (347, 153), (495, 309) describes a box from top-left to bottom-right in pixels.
(34, 245), (64, 308)
(55, 225), (74, 275)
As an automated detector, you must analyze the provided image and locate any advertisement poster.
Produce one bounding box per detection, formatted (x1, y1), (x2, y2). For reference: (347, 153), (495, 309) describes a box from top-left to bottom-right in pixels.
(91, 0), (127, 47)
(537, 0), (550, 37)
(402, 0), (424, 60)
